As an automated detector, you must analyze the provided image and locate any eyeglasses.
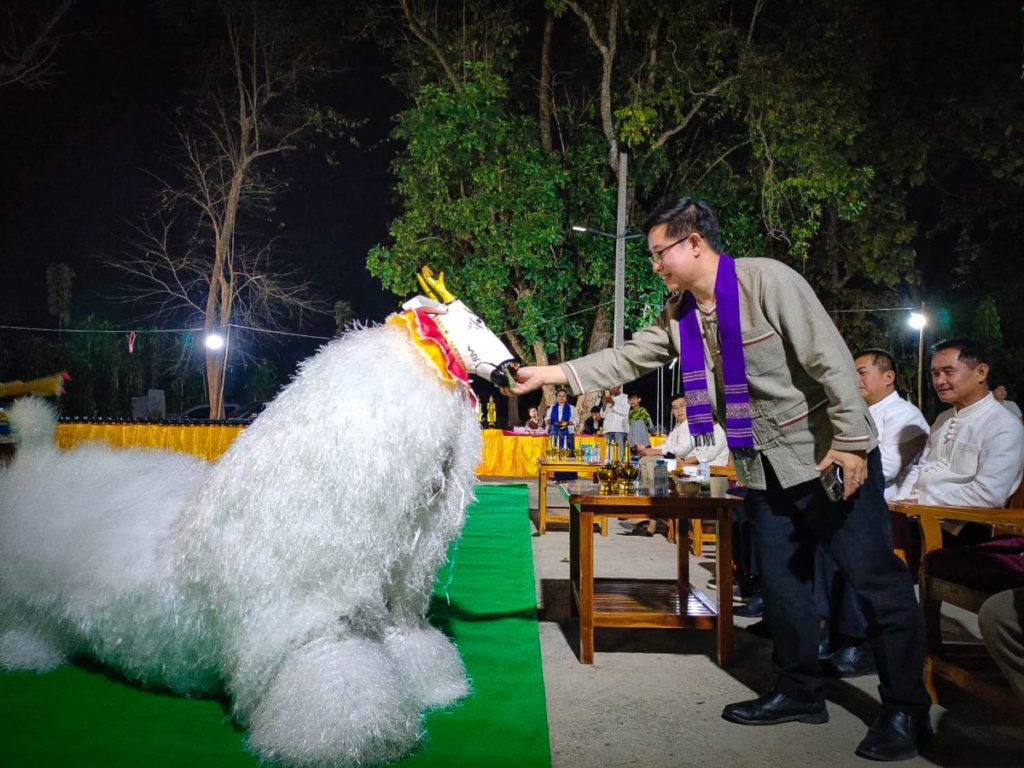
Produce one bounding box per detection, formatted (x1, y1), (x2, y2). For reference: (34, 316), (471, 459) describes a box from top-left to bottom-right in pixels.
(649, 236), (689, 265)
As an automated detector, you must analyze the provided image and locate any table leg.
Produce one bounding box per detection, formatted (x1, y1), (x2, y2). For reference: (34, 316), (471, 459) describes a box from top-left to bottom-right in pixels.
(598, 515), (608, 536)
(676, 513), (690, 598)
(537, 467), (548, 535)
(715, 505), (734, 667)
(579, 506), (595, 664)
(569, 501), (579, 619)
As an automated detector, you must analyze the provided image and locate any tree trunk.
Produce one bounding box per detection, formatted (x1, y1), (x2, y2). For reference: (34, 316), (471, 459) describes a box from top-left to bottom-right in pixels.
(538, 11), (554, 152)
(506, 393), (520, 428)
(532, 341), (555, 414)
(206, 351), (224, 420)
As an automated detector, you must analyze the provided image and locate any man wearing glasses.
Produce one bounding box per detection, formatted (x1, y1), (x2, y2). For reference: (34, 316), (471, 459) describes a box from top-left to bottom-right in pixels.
(510, 197), (930, 761)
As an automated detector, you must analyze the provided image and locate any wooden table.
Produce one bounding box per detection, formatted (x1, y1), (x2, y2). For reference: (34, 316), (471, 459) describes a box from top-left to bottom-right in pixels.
(565, 481), (743, 666)
(536, 458), (606, 535)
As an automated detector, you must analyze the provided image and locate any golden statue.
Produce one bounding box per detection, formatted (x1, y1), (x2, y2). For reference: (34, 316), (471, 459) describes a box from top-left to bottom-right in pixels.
(486, 395), (497, 426)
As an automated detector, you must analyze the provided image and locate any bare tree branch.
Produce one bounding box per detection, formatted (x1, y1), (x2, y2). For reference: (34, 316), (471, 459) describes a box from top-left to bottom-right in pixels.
(109, 0), (333, 418)
(0, 0), (74, 90)
(649, 74), (740, 151)
(563, 0), (619, 169)
(398, 0), (461, 91)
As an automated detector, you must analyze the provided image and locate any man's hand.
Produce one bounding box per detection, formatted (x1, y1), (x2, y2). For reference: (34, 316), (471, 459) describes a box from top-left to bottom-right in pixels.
(815, 449), (868, 500)
(504, 365), (568, 396)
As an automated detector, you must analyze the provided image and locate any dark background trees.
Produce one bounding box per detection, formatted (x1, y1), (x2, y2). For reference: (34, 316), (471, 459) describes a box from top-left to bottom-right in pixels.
(2, 0), (1023, 422)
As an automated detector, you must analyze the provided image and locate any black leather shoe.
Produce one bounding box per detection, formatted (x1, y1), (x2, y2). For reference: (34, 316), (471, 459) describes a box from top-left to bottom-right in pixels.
(745, 619), (771, 638)
(855, 710), (932, 761)
(824, 643), (877, 677)
(734, 592), (764, 618)
(722, 690), (828, 726)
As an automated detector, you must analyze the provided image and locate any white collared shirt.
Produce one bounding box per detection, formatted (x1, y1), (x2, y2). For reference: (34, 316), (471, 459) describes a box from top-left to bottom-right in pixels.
(601, 393), (629, 434)
(894, 392), (1024, 507)
(660, 419), (730, 466)
(868, 390), (930, 500)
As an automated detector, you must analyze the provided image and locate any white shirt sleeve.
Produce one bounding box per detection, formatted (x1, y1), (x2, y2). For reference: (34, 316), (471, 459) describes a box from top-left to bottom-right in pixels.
(907, 401), (1024, 507)
(698, 423), (731, 466)
(876, 399), (929, 484)
(660, 422), (694, 457)
(892, 464), (920, 501)
(918, 420), (1024, 506)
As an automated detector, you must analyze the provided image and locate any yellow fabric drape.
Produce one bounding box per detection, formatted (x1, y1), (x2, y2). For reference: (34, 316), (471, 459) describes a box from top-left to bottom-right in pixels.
(56, 423), (245, 463)
(474, 430), (664, 477)
(54, 424), (663, 476)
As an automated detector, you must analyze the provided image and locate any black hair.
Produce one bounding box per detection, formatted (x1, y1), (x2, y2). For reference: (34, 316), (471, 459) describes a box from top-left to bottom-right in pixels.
(590, 405), (601, 414)
(669, 391), (686, 403)
(853, 347), (898, 380)
(641, 196), (723, 251)
(930, 338), (992, 378)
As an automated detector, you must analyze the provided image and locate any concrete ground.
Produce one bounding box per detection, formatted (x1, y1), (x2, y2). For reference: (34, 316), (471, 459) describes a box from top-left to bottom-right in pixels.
(479, 477), (1024, 768)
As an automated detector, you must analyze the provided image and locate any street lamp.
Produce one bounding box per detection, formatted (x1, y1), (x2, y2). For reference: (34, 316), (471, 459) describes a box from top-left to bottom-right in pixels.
(205, 332), (225, 351)
(570, 225), (646, 349)
(908, 303), (927, 410)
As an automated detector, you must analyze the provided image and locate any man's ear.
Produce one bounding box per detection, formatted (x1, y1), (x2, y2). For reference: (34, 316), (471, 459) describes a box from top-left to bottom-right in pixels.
(884, 369), (896, 388)
(977, 362), (991, 385)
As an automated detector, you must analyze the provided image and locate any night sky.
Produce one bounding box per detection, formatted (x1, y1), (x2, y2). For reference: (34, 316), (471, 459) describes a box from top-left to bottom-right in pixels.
(0, 1), (400, 345)
(4, 1), (1024, 421)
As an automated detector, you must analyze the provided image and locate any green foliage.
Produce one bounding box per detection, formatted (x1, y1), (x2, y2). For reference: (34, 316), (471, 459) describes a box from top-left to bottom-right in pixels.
(369, 64), (602, 359)
(969, 296), (1004, 352)
(46, 263), (74, 328)
(244, 358), (284, 402)
(368, 0), (1024, 395)
(334, 300), (353, 334)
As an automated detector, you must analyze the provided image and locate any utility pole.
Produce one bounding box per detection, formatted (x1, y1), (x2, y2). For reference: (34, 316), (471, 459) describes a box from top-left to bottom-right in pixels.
(614, 152), (628, 349)
(916, 301), (927, 411)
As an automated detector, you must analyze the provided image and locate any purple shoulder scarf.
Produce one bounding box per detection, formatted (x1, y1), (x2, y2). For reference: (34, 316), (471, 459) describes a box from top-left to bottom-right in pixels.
(676, 254), (755, 451)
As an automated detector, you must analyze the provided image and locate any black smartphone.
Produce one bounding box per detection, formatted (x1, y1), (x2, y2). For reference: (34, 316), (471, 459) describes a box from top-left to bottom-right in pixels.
(820, 464), (844, 503)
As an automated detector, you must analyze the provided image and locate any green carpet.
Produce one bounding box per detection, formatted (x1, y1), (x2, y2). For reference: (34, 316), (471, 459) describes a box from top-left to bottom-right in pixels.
(0, 483), (550, 768)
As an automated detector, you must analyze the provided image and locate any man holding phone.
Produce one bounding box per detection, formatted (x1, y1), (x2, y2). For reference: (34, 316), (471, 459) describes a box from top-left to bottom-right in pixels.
(509, 197), (929, 761)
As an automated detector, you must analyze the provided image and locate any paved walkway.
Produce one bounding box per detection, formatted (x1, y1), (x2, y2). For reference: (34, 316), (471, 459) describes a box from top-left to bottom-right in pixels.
(481, 477), (1024, 768)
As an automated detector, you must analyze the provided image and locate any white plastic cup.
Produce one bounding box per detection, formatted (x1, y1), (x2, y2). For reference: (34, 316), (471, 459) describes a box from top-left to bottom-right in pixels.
(709, 476), (730, 497)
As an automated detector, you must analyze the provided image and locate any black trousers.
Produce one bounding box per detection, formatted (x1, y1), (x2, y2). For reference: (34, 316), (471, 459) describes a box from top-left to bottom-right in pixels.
(746, 449), (930, 711)
(813, 549), (868, 641)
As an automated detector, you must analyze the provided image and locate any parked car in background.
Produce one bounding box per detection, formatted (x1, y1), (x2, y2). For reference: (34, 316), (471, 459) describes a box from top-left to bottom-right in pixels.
(231, 401), (268, 421)
(172, 403), (240, 421)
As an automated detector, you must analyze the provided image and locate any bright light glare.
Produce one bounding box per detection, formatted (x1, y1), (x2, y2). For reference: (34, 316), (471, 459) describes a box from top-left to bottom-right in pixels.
(205, 333), (225, 351)
(908, 312), (927, 330)
(571, 225), (588, 232)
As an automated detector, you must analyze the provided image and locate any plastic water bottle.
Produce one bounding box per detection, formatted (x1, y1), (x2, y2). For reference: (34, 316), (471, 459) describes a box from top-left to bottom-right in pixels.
(653, 459), (669, 494)
(698, 460), (711, 495)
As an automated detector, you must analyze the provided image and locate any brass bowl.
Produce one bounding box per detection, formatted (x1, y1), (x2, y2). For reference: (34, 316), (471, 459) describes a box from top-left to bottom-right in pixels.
(619, 463), (639, 482)
(595, 464), (616, 493)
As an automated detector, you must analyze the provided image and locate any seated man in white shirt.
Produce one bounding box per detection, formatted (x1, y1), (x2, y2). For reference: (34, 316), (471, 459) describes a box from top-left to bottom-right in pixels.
(636, 392), (729, 474)
(894, 337), (1024, 510)
(817, 349), (931, 677)
(856, 349), (930, 499)
(627, 393), (729, 537)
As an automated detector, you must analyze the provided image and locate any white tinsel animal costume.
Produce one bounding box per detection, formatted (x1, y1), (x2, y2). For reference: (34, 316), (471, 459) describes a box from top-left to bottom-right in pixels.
(0, 268), (518, 768)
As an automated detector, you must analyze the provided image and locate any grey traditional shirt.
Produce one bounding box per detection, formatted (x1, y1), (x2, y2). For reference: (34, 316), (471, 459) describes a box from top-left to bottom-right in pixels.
(559, 257), (877, 490)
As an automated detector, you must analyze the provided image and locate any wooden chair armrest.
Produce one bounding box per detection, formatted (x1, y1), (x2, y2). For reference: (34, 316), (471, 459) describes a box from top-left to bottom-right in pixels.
(710, 465), (738, 481)
(888, 501), (1024, 556)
